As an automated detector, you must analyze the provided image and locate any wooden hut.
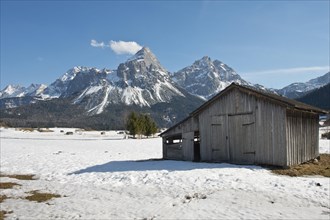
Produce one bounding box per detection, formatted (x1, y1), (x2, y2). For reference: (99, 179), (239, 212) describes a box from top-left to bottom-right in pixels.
(160, 83), (328, 167)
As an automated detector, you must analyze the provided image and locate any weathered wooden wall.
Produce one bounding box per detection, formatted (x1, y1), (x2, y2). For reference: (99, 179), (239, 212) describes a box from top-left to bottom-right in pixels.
(198, 89), (257, 162)
(198, 88), (287, 166)
(162, 86), (320, 167)
(254, 99), (287, 166)
(162, 117), (198, 161)
(286, 110), (319, 166)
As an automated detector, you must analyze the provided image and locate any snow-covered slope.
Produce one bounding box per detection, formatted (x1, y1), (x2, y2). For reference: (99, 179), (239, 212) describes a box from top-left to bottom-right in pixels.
(41, 66), (100, 99)
(277, 72), (330, 99)
(0, 47), (195, 116)
(1, 127), (329, 219)
(0, 85), (27, 99)
(0, 84), (47, 108)
(0, 84), (46, 99)
(172, 56), (250, 100)
(56, 47), (188, 114)
(112, 47), (185, 105)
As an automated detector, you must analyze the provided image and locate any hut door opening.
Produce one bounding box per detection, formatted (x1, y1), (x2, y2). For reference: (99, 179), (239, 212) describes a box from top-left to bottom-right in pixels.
(182, 132), (194, 161)
(228, 113), (255, 164)
(193, 131), (201, 162)
(211, 115), (229, 162)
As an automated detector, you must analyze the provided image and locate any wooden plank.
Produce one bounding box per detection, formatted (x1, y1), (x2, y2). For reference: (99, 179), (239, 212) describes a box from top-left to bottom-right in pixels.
(182, 131), (194, 161)
(228, 113), (255, 164)
(165, 143), (183, 160)
(210, 115), (228, 162)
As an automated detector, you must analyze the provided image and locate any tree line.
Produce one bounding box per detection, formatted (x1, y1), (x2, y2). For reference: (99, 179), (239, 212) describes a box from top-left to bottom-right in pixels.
(126, 112), (158, 138)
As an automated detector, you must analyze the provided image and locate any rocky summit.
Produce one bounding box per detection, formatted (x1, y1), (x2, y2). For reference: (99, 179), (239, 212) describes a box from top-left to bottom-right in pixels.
(172, 56), (250, 100)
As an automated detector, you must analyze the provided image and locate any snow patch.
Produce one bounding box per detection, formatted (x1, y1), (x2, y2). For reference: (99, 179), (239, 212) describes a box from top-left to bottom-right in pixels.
(121, 87), (150, 107)
(87, 86), (112, 114)
(0, 128), (329, 219)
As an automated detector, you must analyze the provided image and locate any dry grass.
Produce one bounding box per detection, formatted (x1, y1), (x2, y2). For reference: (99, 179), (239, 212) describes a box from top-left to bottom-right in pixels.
(37, 128), (54, 132)
(17, 128), (54, 132)
(0, 121), (10, 128)
(0, 174), (36, 180)
(272, 154), (330, 177)
(18, 127), (35, 132)
(0, 182), (21, 189)
(0, 195), (9, 203)
(0, 210), (13, 220)
(25, 191), (61, 203)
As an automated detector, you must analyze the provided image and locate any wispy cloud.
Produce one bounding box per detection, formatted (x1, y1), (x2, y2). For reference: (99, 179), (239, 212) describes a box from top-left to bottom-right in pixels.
(109, 40), (142, 55)
(243, 66), (329, 76)
(90, 39), (107, 48)
(90, 39), (143, 55)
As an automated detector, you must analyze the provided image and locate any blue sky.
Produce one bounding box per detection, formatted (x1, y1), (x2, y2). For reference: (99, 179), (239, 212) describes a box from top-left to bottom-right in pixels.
(1, 0), (329, 89)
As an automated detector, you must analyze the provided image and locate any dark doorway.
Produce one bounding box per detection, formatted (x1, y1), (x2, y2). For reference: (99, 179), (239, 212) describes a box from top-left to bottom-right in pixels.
(193, 131), (201, 162)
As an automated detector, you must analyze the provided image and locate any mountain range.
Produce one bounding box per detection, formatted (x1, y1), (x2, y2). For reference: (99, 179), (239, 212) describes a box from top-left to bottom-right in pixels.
(0, 47), (329, 129)
(276, 72), (330, 99)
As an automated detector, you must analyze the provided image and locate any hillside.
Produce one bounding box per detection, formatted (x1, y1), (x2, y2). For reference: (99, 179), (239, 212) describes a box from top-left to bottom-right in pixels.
(277, 72), (330, 99)
(297, 83), (330, 110)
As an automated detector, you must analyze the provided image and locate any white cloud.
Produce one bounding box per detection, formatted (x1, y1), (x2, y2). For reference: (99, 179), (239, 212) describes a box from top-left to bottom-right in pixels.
(109, 40), (143, 55)
(244, 66), (330, 76)
(90, 39), (107, 48)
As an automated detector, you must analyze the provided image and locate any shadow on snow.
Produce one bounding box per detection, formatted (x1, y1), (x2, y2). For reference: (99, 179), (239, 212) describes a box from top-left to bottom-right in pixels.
(70, 159), (264, 175)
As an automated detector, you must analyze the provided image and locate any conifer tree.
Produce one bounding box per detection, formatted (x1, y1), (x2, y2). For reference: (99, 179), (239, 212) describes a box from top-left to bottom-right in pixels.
(126, 112), (139, 138)
(126, 111), (158, 138)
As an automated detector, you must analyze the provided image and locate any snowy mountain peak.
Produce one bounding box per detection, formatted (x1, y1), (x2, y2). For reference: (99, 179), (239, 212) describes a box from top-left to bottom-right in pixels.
(108, 47), (186, 109)
(0, 84), (48, 99)
(117, 47), (169, 82)
(61, 66), (96, 82)
(129, 47), (154, 60)
(308, 71), (330, 84)
(277, 71), (330, 99)
(0, 85), (25, 99)
(172, 57), (248, 100)
(126, 47), (167, 74)
(196, 56), (212, 66)
(25, 84), (47, 96)
(2, 85), (24, 95)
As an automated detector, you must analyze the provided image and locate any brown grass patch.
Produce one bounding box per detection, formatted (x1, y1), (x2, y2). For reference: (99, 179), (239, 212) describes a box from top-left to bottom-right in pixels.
(0, 182), (21, 189)
(272, 154), (330, 177)
(0, 195), (9, 203)
(37, 128), (54, 132)
(0, 174), (36, 180)
(0, 210), (13, 220)
(0, 121), (10, 128)
(18, 127), (35, 132)
(25, 191), (61, 203)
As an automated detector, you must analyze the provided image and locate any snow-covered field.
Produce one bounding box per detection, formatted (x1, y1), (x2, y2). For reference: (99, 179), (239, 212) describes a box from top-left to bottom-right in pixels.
(1, 127), (329, 219)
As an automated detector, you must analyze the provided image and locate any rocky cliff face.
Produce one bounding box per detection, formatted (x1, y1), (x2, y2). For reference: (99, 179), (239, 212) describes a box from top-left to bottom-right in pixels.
(172, 56), (250, 100)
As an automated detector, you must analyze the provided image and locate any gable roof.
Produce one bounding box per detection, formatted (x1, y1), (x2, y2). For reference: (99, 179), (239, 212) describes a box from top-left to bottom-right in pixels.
(160, 83), (328, 137)
(191, 83), (328, 116)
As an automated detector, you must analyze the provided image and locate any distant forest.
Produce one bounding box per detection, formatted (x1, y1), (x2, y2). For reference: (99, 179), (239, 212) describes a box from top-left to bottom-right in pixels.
(297, 83), (330, 111)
